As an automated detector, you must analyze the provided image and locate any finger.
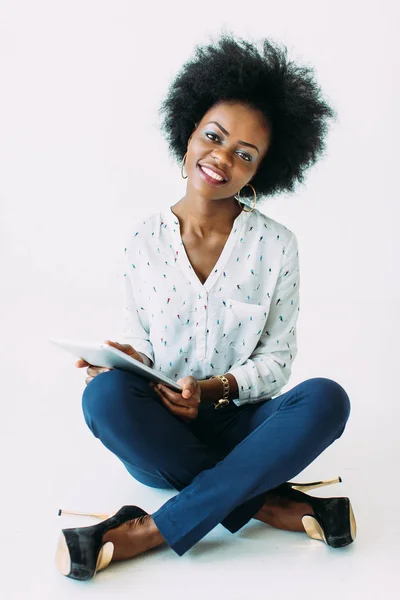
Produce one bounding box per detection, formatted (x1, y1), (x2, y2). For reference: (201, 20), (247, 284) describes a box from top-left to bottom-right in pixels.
(103, 340), (129, 354)
(152, 385), (162, 399)
(104, 340), (131, 353)
(158, 392), (193, 418)
(158, 387), (198, 420)
(85, 376), (93, 385)
(155, 387), (197, 420)
(157, 384), (197, 408)
(87, 366), (111, 376)
(177, 379), (198, 400)
(104, 340), (143, 363)
(154, 383), (180, 406)
(76, 358), (89, 368)
(104, 340), (119, 348)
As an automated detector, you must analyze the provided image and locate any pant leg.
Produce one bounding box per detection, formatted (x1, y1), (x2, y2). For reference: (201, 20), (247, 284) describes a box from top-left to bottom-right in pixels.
(82, 368), (266, 517)
(151, 377), (351, 555)
(81, 369), (223, 490)
(211, 377), (350, 532)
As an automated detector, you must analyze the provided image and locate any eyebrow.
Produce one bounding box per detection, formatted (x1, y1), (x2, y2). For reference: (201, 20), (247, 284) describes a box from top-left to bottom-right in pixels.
(205, 121), (260, 153)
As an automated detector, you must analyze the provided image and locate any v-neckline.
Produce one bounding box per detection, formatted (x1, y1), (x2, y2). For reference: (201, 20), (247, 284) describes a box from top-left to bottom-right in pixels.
(164, 205), (250, 293)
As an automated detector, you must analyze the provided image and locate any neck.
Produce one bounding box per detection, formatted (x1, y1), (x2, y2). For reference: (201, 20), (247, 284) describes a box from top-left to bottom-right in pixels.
(171, 194), (243, 238)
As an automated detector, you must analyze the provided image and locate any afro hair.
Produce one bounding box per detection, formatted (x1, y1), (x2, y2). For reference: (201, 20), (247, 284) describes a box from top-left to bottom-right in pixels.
(158, 31), (337, 201)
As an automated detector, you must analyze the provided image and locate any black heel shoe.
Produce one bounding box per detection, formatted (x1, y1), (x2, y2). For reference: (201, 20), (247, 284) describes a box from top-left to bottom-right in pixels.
(275, 479), (357, 548)
(55, 505), (148, 580)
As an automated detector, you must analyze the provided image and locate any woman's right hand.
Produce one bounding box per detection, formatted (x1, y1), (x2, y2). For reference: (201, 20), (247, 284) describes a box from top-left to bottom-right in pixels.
(75, 340), (144, 386)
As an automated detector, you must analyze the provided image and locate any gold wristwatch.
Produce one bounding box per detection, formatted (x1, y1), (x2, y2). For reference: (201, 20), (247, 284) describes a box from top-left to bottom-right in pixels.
(210, 375), (230, 409)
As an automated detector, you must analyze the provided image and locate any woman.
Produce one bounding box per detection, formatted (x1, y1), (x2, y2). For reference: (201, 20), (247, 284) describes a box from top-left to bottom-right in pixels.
(56, 33), (356, 581)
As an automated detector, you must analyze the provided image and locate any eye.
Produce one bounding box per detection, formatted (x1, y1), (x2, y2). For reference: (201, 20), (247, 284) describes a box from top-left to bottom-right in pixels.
(205, 132), (252, 162)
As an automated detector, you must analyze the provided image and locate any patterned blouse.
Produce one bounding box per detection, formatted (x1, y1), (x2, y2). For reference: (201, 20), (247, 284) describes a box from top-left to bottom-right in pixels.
(120, 205), (300, 406)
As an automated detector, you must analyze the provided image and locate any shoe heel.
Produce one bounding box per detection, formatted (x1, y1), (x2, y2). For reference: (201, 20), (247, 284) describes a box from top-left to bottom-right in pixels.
(289, 476), (342, 493)
(302, 496), (357, 548)
(56, 529), (114, 580)
(58, 508), (112, 520)
(55, 505), (148, 580)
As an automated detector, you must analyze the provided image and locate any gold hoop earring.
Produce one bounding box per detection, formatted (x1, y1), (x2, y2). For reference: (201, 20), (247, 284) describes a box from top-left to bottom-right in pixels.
(181, 152), (188, 179)
(236, 183), (257, 212)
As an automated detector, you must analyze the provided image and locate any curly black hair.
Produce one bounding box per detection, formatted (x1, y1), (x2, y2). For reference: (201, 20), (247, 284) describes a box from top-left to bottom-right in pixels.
(158, 31), (337, 200)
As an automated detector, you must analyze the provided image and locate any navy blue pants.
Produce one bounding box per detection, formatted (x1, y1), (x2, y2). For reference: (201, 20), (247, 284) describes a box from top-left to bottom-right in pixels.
(82, 370), (350, 556)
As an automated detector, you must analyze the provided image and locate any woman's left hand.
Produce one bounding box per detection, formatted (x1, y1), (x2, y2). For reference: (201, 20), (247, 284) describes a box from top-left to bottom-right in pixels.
(149, 376), (201, 421)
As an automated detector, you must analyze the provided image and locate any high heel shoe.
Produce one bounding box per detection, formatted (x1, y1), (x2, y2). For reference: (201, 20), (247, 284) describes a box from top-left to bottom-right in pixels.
(274, 477), (357, 548)
(286, 476), (342, 493)
(55, 505), (148, 581)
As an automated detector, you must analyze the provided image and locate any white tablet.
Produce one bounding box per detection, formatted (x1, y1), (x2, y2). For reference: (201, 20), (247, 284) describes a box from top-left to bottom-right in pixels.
(48, 338), (183, 391)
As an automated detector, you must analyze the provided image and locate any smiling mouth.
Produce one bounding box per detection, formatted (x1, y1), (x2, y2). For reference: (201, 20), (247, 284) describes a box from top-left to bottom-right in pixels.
(197, 164), (228, 185)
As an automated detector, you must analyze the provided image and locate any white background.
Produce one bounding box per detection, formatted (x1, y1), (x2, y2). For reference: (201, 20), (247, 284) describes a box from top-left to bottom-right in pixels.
(1, 0), (399, 598)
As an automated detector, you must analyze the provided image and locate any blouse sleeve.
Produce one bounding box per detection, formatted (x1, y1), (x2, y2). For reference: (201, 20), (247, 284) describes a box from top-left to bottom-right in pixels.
(228, 233), (300, 405)
(119, 243), (155, 364)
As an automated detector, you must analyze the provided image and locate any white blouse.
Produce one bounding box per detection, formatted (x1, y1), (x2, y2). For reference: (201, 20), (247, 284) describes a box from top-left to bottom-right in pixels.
(120, 205), (300, 406)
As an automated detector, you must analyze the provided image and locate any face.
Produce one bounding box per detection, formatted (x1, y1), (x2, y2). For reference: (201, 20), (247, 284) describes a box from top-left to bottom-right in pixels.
(185, 101), (271, 200)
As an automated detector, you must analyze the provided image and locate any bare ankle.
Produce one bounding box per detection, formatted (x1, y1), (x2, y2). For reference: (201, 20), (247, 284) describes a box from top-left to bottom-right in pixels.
(144, 515), (165, 546)
(253, 496), (314, 533)
(103, 514), (165, 561)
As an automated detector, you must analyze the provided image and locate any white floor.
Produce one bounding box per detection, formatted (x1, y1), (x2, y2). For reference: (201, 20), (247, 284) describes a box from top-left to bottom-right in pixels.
(2, 343), (400, 600)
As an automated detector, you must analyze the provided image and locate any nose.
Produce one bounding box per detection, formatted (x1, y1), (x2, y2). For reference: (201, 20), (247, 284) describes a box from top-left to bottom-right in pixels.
(211, 149), (234, 169)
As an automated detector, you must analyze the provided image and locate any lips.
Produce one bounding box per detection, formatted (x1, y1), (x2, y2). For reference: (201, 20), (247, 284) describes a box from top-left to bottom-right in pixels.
(197, 165), (226, 186)
(198, 162), (229, 182)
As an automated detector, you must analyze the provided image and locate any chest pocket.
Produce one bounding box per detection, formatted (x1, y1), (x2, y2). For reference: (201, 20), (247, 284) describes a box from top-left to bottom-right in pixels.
(221, 298), (270, 364)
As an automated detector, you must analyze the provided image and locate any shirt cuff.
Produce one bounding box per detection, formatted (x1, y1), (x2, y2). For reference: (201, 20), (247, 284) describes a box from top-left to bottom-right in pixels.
(227, 365), (253, 406)
(228, 364), (282, 407)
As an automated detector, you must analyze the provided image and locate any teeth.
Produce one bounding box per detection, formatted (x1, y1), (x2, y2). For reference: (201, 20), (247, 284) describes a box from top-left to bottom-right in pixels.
(201, 166), (225, 181)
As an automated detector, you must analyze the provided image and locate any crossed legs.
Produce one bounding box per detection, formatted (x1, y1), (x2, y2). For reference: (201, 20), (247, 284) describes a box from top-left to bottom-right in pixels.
(82, 370), (350, 556)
